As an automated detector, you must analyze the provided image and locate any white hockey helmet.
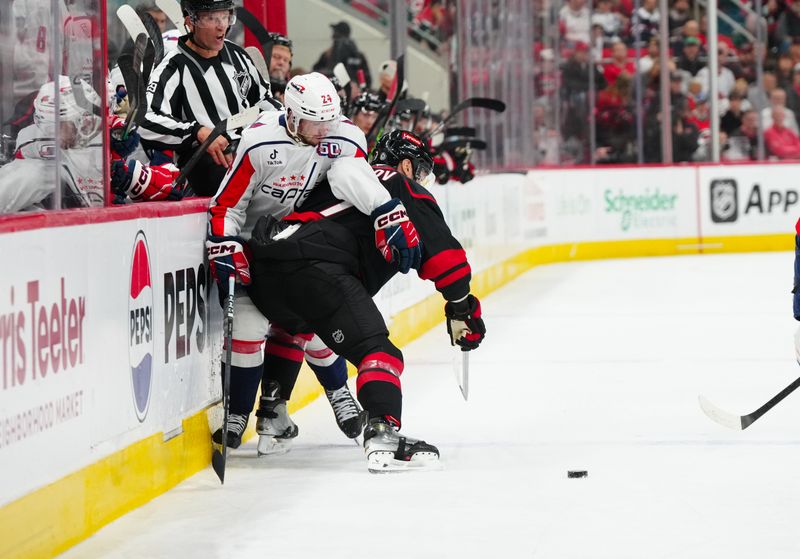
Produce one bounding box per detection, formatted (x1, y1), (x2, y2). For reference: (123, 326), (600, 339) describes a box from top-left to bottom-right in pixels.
(283, 72), (341, 140)
(34, 76), (101, 145)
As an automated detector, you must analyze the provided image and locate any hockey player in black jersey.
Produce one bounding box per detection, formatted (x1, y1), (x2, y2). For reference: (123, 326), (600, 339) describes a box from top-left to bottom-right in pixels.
(246, 130), (486, 472)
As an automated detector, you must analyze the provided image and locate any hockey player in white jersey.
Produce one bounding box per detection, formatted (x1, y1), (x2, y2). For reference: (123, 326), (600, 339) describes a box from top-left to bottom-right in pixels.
(0, 76), (104, 213)
(207, 72), (423, 449)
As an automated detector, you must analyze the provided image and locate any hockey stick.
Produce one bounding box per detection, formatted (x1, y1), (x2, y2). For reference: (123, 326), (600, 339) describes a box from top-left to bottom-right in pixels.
(173, 105), (261, 189)
(117, 5), (149, 46)
(426, 97), (506, 139)
(366, 54), (405, 154)
(140, 11), (165, 72)
(452, 351), (470, 401)
(155, 0), (188, 35)
(244, 46), (270, 83)
(699, 371), (800, 430)
(235, 7), (274, 57)
(212, 275), (236, 484)
(332, 63), (352, 108)
(115, 33), (148, 140)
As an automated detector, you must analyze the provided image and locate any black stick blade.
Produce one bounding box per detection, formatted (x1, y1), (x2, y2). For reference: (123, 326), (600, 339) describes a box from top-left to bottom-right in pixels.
(211, 448), (226, 484)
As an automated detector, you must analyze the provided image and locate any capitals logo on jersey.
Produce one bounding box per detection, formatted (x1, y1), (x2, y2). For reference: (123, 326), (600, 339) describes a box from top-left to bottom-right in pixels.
(129, 231), (154, 422)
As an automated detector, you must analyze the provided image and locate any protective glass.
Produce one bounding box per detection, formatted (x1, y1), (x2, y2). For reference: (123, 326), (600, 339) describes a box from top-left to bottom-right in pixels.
(193, 11), (236, 28)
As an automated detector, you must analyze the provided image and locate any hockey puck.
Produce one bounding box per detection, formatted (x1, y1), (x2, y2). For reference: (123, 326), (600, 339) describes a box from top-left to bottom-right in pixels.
(567, 470), (588, 479)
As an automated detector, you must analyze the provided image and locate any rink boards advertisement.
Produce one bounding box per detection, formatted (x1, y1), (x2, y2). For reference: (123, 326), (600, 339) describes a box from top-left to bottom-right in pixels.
(0, 204), (222, 510)
(0, 162), (797, 559)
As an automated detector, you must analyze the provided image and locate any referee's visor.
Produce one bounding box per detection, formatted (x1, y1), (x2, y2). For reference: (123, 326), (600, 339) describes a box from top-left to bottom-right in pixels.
(193, 10), (236, 28)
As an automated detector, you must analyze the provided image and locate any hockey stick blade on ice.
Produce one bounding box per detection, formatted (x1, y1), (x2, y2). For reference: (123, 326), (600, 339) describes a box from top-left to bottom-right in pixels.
(155, 0), (188, 35)
(699, 373), (800, 430)
(173, 105), (261, 188)
(212, 275), (236, 484)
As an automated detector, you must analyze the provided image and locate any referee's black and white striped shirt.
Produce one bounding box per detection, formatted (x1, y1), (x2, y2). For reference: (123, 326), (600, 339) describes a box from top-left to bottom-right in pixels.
(140, 37), (281, 153)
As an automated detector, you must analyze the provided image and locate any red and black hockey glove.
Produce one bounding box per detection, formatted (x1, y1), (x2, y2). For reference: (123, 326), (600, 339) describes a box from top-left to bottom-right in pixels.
(371, 198), (422, 274)
(206, 235), (252, 300)
(444, 294), (486, 351)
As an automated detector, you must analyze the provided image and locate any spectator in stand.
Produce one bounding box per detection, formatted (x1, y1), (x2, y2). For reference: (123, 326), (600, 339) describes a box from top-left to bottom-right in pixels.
(592, 0), (626, 46)
(562, 42), (606, 143)
(559, 0), (591, 44)
(414, 0), (454, 44)
(776, 53), (795, 89)
(721, 91), (746, 135)
(787, 64), (800, 114)
(728, 109), (759, 160)
(376, 59), (396, 101)
(670, 70), (687, 103)
(777, 0), (800, 49)
(678, 36), (705, 76)
(668, 0), (691, 33)
(765, 106), (800, 159)
(761, 87), (800, 135)
(672, 19), (703, 57)
(638, 36), (660, 76)
(597, 72), (635, 151)
(748, 71), (777, 112)
(632, 0), (660, 45)
(313, 21), (371, 91)
(604, 40), (636, 85)
(790, 39), (800, 66)
(696, 43), (736, 97)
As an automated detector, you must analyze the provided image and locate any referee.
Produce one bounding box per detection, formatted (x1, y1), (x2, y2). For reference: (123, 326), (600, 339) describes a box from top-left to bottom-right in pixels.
(140, 0), (280, 196)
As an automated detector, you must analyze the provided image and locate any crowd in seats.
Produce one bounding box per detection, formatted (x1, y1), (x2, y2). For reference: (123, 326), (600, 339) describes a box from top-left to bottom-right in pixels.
(548, 0), (800, 163)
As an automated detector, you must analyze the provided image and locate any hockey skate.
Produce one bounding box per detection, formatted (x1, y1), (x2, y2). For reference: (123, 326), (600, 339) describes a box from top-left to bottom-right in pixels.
(212, 413), (247, 449)
(324, 384), (367, 439)
(256, 381), (298, 456)
(363, 418), (441, 473)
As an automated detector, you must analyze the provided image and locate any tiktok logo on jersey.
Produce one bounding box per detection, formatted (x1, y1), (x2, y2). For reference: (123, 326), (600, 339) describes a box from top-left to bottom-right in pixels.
(129, 231), (154, 422)
(710, 179), (738, 223)
(265, 148), (283, 166)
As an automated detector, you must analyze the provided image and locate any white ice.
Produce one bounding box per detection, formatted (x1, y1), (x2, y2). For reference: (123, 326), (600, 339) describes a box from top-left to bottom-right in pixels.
(60, 252), (800, 559)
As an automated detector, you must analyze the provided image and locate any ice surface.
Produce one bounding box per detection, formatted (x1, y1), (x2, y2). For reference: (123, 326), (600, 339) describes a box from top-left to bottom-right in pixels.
(59, 252), (800, 559)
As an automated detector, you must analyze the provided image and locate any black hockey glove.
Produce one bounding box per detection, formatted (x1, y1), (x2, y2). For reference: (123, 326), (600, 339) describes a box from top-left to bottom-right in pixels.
(444, 294), (486, 351)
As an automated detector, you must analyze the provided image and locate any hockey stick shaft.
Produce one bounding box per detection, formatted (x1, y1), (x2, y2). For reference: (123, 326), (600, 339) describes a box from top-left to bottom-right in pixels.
(212, 275), (236, 484)
(428, 97), (506, 138)
(366, 54), (405, 154)
(173, 105), (260, 188)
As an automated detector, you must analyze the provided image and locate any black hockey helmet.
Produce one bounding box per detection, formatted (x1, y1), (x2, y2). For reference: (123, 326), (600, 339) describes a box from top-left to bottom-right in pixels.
(181, 0), (234, 16)
(371, 130), (434, 183)
(267, 32), (293, 51)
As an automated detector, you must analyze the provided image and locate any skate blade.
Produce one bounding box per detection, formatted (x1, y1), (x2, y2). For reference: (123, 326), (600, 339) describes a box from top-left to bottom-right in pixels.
(257, 435), (293, 456)
(367, 451), (442, 474)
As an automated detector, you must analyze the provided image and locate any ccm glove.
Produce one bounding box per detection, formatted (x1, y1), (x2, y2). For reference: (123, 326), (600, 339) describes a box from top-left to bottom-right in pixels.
(444, 294), (486, 351)
(371, 198), (422, 274)
(206, 236), (252, 298)
(111, 160), (181, 202)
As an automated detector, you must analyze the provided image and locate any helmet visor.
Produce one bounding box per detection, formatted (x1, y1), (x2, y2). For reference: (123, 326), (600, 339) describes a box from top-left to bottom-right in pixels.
(414, 159), (433, 184)
(193, 10), (236, 28)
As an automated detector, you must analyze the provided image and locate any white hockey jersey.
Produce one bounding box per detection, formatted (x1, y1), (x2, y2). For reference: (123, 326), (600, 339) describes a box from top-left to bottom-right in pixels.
(209, 111), (391, 238)
(0, 123), (104, 213)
